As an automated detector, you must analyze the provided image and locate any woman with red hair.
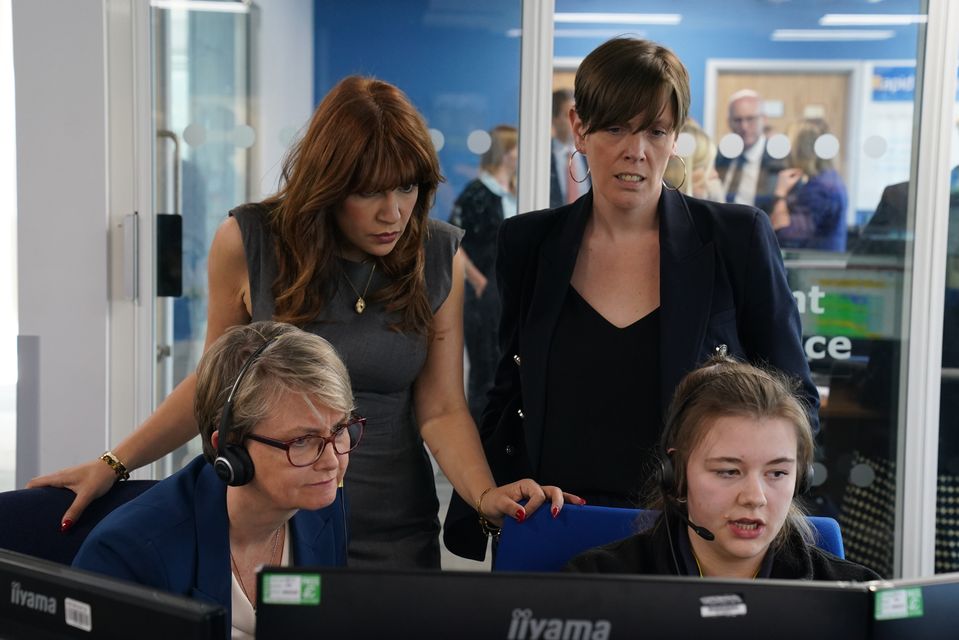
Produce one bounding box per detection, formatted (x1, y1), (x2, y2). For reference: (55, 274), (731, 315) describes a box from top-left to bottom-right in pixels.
(32, 76), (574, 570)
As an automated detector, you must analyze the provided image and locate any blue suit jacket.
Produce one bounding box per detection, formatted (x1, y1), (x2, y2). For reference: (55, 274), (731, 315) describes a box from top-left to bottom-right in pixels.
(444, 188), (818, 560)
(73, 456), (347, 636)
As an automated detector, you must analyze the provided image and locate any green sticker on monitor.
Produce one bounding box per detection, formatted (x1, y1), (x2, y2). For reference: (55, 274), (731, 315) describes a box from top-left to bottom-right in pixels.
(874, 587), (924, 620)
(261, 574), (321, 606)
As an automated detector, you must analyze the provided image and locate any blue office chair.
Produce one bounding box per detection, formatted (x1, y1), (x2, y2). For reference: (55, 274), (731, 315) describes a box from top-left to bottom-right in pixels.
(0, 480), (157, 564)
(494, 504), (845, 572)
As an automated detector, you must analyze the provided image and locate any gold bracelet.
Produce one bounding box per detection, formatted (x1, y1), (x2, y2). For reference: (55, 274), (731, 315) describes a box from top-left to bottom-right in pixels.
(100, 450), (130, 481)
(475, 487), (501, 541)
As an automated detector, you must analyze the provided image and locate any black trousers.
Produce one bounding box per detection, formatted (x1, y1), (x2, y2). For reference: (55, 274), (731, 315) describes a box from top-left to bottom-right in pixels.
(464, 284), (500, 426)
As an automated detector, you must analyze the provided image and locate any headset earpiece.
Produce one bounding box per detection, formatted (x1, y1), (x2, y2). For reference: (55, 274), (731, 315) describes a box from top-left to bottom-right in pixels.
(212, 338), (275, 487)
(657, 453), (676, 498)
(213, 443), (255, 486)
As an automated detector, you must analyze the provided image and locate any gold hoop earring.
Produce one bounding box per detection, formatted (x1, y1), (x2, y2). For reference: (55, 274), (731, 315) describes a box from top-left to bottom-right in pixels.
(568, 149), (590, 184)
(662, 155), (687, 192)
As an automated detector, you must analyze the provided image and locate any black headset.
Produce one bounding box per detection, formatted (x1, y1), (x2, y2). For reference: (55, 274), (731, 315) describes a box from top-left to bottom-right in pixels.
(655, 440), (814, 501)
(655, 361), (815, 501)
(212, 337), (277, 486)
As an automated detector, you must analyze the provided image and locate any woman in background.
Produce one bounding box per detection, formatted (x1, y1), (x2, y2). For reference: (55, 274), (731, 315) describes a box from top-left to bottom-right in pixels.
(771, 117), (848, 252)
(449, 125), (518, 424)
(567, 357), (878, 581)
(664, 119), (724, 202)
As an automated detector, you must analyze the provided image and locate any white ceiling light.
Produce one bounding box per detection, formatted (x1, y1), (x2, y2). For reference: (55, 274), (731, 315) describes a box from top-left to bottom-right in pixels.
(554, 29), (645, 38)
(772, 29), (895, 41)
(151, 0), (250, 13)
(554, 13), (681, 26)
(819, 14), (927, 26)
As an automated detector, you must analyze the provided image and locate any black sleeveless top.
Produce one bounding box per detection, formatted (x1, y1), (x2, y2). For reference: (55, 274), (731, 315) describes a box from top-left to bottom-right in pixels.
(538, 286), (662, 506)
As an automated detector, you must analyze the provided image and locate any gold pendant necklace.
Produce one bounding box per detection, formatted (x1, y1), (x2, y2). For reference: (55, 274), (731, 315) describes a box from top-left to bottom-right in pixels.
(342, 262), (376, 314)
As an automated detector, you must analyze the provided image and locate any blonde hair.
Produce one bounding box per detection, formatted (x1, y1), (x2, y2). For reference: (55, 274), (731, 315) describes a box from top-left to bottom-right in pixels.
(194, 321), (354, 462)
(664, 119), (718, 196)
(787, 118), (834, 177)
(480, 125), (518, 173)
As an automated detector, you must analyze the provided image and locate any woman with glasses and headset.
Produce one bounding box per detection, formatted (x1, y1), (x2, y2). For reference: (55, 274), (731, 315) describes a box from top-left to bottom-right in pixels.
(566, 357), (878, 581)
(36, 76), (574, 570)
(74, 322), (359, 637)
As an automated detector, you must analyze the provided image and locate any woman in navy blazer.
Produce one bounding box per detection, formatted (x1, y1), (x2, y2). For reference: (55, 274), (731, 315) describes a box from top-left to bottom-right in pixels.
(444, 37), (817, 561)
(74, 322), (357, 638)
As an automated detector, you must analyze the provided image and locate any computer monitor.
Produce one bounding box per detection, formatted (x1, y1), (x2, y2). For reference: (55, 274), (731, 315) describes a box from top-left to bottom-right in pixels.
(257, 567), (875, 639)
(869, 572), (959, 639)
(0, 549), (225, 639)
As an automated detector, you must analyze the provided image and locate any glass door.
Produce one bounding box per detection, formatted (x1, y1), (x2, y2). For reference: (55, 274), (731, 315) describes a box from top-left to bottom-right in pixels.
(152, 0), (252, 473)
(551, 0), (927, 578)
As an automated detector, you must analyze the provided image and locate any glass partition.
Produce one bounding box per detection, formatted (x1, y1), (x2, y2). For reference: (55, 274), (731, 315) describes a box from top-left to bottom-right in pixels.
(552, 0), (926, 577)
(935, 52), (959, 573)
(152, 1), (253, 473)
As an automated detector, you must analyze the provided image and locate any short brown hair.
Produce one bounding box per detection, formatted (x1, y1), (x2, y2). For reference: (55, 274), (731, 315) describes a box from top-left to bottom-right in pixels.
(194, 321), (354, 462)
(552, 88), (573, 119)
(574, 37), (690, 135)
(656, 356), (815, 547)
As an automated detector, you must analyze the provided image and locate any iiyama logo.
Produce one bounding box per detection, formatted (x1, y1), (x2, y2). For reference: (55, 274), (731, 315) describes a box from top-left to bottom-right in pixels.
(507, 608), (611, 640)
(9, 581), (58, 615)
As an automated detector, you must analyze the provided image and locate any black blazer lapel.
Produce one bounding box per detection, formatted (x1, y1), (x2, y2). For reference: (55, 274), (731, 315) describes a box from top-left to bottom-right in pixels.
(659, 190), (716, 412)
(521, 194), (591, 471)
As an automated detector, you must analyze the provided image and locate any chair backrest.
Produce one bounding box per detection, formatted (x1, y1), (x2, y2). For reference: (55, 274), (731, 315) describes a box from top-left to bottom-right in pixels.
(0, 480), (158, 564)
(494, 504), (844, 572)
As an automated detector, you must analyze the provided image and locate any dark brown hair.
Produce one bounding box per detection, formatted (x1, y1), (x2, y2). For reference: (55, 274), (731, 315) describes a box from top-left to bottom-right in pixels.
(262, 76), (443, 334)
(574, 37), (690, 135)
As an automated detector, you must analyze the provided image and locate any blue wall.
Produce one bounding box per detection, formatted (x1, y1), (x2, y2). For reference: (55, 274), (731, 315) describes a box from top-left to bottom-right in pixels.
(314, 0), (522, 219)
(314, 0), (924, 218)
(554, 0), (922, 126)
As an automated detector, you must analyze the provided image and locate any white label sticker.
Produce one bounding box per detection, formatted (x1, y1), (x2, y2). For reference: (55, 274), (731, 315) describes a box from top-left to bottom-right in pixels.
(699, 594), (747, 618)
(64, 597), (93, 632)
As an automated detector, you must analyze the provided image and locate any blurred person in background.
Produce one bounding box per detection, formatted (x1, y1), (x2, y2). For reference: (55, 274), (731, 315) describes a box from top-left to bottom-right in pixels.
(450, 125), (518, 425)
(717, 90), (786, 213)
(771, 118), (848, 252)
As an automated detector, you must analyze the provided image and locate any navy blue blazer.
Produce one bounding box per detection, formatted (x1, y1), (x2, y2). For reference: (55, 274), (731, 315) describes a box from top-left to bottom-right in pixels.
(444, 189), (818, 560)
(73, 456), (347, 636)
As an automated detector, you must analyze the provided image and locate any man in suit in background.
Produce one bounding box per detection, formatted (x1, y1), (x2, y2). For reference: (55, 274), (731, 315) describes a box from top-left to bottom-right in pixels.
(716, 89), (785, 214)
(549, 89), (590, 208)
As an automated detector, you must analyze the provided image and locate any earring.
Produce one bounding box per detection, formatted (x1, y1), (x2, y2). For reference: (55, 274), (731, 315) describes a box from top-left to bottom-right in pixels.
(568, 149), (590, 184)
(662, 155), (688, 192)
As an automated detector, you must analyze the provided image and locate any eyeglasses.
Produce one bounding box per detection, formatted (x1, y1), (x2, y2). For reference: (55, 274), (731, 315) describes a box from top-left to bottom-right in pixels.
(245, 413), (366, 467)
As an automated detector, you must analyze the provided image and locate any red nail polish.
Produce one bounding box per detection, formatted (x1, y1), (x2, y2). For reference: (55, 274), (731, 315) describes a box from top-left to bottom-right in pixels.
(579, 498), (587, 505)
(551, 506), (559, 518)
(515, 509), (525, 522)
(60, 519), (74, 534)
